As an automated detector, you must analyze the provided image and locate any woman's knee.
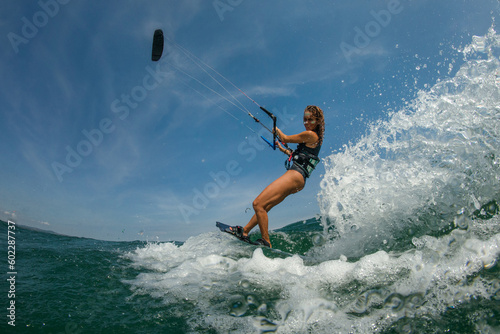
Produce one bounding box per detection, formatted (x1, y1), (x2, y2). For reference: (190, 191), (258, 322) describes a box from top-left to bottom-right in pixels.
(253, 198), (264, 212)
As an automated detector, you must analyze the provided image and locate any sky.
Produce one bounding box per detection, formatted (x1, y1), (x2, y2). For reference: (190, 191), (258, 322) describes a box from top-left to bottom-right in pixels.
(1, 0), (498, 242)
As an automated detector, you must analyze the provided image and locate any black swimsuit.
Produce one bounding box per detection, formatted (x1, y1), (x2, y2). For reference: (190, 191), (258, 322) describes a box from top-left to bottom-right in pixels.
(287, 143), (321, 182)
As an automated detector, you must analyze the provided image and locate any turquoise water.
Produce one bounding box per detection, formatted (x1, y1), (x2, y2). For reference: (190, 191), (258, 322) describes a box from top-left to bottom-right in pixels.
(2, 25), (500, 334)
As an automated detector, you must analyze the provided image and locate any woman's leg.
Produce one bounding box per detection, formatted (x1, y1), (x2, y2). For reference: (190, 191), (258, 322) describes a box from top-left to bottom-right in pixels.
(243, 214), (258, 236)
(243, 170), (305, 246)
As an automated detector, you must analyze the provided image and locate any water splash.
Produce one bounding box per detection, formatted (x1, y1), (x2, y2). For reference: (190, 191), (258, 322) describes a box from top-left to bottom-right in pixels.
(317, 26), (500, 258)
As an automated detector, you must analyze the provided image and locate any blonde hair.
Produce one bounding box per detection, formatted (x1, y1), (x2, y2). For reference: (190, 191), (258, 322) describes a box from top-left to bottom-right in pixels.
(305, 105), (325, 145)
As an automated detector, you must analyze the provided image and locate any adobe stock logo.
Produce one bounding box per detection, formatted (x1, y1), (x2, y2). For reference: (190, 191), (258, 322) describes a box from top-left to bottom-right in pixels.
(213, 0), (245, 22)
(51, 62), (169, 182)
(340, 0), (403, 63)
(7, 0), (72, 54)
(178, 106), (295, 224)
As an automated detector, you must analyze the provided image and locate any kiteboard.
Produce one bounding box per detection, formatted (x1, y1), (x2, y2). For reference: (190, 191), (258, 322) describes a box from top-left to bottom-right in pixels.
(216, 222), (298, 257)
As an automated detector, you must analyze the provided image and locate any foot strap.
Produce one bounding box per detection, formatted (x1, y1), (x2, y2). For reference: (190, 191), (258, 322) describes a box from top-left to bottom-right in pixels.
(225, 225), (244, 238)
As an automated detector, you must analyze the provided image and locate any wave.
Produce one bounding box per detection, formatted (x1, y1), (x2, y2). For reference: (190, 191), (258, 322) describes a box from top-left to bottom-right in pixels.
(124, 221), (499, 333)
(316, 25), (500, 260)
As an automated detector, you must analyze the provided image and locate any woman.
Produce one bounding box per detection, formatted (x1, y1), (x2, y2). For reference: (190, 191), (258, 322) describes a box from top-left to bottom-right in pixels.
(229, 105), (325, 247)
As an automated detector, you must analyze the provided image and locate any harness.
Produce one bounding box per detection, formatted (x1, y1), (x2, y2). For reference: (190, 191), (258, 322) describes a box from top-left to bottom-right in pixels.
(285, 143), (321, 178)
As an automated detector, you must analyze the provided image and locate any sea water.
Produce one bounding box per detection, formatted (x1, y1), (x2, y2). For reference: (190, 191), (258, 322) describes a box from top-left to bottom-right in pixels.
(1, 27), (500, 334)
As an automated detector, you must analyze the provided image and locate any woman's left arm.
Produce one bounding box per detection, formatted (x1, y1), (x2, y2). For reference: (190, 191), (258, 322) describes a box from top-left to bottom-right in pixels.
(276, 128), (318, 145)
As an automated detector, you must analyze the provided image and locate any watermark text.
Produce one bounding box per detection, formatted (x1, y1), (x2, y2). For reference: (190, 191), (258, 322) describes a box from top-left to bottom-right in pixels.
(340, 0), (403, 63)
(178, 106), (295, 223)
(213, 0), (245, 22)
(7, 0), (72, 54)
(51, 62), (169, 182)
(6, 220), (16, 327)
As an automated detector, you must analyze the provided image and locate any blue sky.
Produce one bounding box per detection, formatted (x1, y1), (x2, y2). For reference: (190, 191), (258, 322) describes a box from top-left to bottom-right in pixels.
(1, 0), (498, 241)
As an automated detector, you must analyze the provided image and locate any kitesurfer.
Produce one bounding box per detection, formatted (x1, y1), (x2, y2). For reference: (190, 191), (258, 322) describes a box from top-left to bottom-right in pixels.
(230, 105), (325, 247)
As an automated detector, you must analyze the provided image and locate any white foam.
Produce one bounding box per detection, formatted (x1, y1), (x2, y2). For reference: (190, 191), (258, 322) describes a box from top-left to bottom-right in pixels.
(121, 225), (499, 333)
